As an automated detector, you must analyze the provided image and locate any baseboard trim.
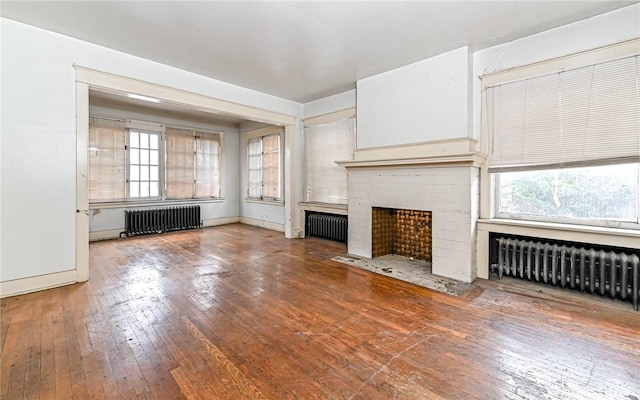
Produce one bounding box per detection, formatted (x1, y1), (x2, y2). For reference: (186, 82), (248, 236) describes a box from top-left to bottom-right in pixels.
(203, 216), (240, 228)
(1, 270), (78, 299)
(89, 217), (241, 241)
(89, 228), (122, 241)
(239, 217), (285, 232)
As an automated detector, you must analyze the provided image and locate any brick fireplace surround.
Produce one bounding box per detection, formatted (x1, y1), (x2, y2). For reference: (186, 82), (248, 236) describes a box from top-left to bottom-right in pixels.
(337, 139), (482, 283)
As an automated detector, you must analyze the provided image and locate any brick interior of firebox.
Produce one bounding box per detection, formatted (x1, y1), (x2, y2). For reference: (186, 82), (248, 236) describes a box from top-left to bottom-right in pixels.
(371, 208), (432, 261)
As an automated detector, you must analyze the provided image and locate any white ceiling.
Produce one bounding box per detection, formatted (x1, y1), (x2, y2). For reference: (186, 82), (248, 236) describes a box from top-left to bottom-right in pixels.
(2, 1), (636, 103)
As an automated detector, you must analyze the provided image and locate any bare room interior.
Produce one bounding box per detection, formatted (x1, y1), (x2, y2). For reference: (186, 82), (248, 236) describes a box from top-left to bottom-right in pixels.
(1, 1), (639, 399)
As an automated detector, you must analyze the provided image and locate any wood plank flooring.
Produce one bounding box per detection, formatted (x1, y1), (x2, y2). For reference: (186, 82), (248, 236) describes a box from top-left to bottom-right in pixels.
(1, 223), (639, 399)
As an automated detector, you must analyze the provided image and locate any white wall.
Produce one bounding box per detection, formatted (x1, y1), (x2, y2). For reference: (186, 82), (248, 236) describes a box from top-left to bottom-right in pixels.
(88, 100), (241, 236)
(0, 18), (301, 284)
(357, 46), (470, 149)
(302, 89), (356, 119)
(472, 3), (640, 141)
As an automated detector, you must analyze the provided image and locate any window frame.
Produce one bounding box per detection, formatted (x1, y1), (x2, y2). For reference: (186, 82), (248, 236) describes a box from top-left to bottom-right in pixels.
(245, 127), (284, 202)
(480, 38), (640, 230)
(492, 166), (640, 230)
(126, 128), (164, 202)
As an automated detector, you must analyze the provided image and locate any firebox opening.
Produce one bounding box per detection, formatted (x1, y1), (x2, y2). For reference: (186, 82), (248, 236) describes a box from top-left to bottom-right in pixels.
(372, 207), (432, 262)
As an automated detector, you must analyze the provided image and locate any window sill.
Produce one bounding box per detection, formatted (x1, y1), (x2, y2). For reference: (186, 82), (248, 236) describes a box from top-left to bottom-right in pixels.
(245, 198), (284, 206)
(90, 198), (225, 209)
(477, 218), (640, 249)
(299, 202), (348, 215)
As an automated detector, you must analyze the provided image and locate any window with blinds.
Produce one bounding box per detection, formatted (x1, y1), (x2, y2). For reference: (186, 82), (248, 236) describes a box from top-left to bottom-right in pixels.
(304, 117), (355, 204)
(484, 51), (640, 227)
(166, 127), (222, 199)
(486, 54), (639, 172)
(247, 138), (263, 199)
(247, 132), (282, 200)
(88, 118), (126, 201)
(88, 117), (222, 203)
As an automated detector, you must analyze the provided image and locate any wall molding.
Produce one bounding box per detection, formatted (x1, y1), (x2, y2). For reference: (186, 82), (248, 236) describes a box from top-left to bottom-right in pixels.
(89, 217), (241, 241)
(303, 107), (356, 127)
(239, 217), (285, 232)
(89, 229), (122, 242)
(353, 137), (478, 162)
(1, 270), (78, 299)
(337, 152), (484, 170)
(203, 216), (240, 228)
(75, 66), (297, 126)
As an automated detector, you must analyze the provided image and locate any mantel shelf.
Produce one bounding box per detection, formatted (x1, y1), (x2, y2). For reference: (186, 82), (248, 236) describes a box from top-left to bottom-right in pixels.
(336, 152), (485, 169)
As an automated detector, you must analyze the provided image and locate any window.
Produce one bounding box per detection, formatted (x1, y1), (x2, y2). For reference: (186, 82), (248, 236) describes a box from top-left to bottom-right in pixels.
(247, 131), (282, 200)
(484, 48), (640, 228)
(496, 164), (639, 225)
(166, 127), (221, 199)
(88, 117), (222, 203)
(304, 116), (355, 204)
(128, 129), (161, 199)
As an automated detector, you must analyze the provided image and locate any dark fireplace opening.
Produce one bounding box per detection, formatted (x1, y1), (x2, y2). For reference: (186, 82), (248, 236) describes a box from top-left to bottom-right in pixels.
(372, 207), (432, 261)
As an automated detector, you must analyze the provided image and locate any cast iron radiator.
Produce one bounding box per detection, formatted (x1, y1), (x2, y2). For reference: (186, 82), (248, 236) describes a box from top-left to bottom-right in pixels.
(120, 205), (202, 238)
(306, 212), (348, 243)
(494, 235), (640, 310)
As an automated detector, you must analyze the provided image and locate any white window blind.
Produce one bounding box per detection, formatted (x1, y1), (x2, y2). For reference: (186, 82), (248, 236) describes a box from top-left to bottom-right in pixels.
(166, 127), (195, 199)
(88, 117), (126, 201)
(247, 138), (263, 198)
(194, 131), (221, 198)
(166, 127), (221, 199)
(262, 134), (281, 199)
(486, 55), (640, 171)
(305, 117), (355, 204)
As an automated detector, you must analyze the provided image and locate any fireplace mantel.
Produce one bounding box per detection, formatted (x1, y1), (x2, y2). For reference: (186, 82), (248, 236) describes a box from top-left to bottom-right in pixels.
(336, 152), (484, 169)
(336, 137), (485, 169)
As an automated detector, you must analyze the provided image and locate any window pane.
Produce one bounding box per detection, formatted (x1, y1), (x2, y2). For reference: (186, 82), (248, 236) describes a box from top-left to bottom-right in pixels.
(140, 132), (149, 148)
(130, 131), (139, 148)
(150, 134), (159, 149)
(130, 148), (139, 164)
(150, 166), (159, 181)
(150, 150), (159, 165)
(150, 182), (159, 197)
(130, 165), (140, 181)
(140, 181), (149, 197)
(141, 166), (149, 181)
(130, 182), (139, 197)
(140, 149), (149, 165)
(497, 163), (639, 223)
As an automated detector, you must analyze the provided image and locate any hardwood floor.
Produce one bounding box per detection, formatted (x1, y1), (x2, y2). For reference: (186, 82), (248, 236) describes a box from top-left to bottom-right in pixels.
(2, 223), (639, 399)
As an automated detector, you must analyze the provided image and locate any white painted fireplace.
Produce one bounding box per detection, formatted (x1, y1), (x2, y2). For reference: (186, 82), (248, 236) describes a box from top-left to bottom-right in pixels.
(338, 138), (483, 283)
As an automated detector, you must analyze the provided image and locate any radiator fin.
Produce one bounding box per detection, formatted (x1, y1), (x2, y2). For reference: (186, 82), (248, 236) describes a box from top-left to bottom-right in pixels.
(496, 237), (640, 311)
(120, 205), (202, 238)
(306, 213), (348, 243)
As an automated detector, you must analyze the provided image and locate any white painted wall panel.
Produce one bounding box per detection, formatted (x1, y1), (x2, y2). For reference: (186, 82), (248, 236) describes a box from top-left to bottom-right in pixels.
(357, 46), (470, 149)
